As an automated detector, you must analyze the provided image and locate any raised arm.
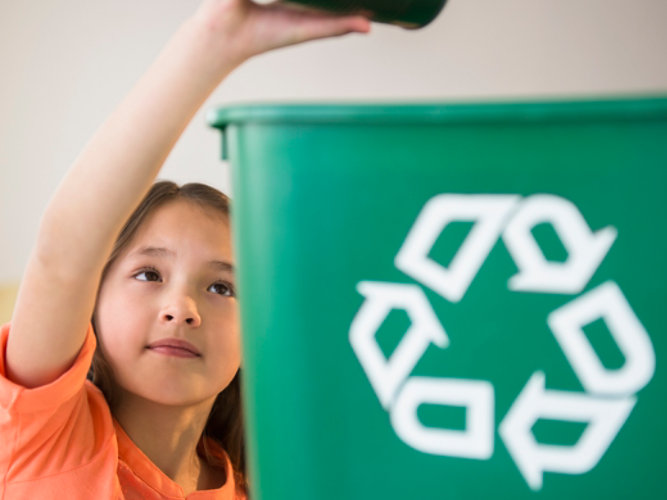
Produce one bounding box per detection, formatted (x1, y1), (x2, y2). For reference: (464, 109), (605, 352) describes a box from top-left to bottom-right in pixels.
(6, 0), (370, 388)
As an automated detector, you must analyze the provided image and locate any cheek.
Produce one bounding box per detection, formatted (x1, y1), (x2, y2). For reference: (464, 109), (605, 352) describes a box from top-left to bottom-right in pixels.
(94, 284), (151, 358)
(209, 303), (242, 364)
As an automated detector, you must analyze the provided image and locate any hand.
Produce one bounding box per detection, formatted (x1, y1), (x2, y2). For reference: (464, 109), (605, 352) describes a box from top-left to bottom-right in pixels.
(192, 0), (371, 66)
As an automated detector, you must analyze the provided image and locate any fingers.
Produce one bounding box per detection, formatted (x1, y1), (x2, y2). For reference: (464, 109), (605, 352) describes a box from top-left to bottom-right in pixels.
(193, 0), (371, 64)
(259, 6), (371, 50)
(292, 14), (371, 44)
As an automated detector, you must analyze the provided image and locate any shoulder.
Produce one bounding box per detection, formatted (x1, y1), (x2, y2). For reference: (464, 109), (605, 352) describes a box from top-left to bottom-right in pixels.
(1, 327), (119, 498)
(1, 322), (117, 477)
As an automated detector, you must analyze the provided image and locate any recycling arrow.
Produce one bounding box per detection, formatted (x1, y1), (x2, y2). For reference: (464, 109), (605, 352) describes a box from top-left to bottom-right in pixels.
(548, 281), (655, 396)
(499, 372), (635, 491)
(349, 281), (448, 409)
(391, 376), (494, 459)
(503, 194), (617, 294)
(395, 194), (520, 303)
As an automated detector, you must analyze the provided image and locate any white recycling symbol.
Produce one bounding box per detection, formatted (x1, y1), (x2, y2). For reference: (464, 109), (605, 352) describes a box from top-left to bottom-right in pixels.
(349, 194), (656, 490)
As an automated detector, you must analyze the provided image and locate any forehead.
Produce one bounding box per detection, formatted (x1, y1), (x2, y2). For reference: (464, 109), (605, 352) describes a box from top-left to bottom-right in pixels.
(125, 199), (232, 258)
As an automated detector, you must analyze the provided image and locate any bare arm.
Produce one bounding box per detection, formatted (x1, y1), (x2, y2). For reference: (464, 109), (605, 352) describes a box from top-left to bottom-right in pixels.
(6, 0), (370, 388)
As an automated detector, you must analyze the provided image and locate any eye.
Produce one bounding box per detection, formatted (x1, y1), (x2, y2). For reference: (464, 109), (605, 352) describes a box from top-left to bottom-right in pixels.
(208, 281), (235, 297)
(134, 268), (162, 282)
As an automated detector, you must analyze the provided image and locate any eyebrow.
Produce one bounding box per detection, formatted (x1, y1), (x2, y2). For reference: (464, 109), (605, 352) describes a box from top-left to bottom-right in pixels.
(210, 260), (235, 273)
(135, 246), (174, 258)
(134, 246), (234, 273)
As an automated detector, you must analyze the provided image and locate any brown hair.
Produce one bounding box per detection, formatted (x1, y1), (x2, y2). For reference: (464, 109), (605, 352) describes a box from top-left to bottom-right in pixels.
(88, 181), (247, 495)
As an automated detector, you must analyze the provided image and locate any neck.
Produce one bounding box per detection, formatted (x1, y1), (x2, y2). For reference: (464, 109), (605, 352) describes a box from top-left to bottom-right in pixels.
(112, 391), (218, 493)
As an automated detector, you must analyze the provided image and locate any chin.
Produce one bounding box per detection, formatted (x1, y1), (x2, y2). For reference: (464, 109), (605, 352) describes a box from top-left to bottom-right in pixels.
(121, 378), (216, 408)
(147, 387), (217, 407)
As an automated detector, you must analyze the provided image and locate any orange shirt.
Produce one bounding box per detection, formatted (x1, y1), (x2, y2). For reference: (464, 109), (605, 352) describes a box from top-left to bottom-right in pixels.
(0, 324), (245, 499)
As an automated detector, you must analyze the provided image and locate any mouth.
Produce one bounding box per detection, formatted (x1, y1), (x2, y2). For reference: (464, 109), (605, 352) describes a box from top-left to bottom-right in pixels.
(146, 338), (202, 358)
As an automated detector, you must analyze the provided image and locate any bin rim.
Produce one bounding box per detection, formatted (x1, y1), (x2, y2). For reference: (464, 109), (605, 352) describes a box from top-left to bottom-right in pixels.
(207, 94), (667, 131)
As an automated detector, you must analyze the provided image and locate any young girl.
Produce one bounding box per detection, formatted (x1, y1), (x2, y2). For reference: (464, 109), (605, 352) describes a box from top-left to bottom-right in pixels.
(0, 1), (370, 498)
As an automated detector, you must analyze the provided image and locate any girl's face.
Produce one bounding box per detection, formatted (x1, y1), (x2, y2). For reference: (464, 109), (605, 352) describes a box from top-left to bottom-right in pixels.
(94, 199), (240, 408)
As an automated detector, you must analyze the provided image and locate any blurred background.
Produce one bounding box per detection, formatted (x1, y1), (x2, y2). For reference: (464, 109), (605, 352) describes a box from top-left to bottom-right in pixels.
(1, 0), (666, 322)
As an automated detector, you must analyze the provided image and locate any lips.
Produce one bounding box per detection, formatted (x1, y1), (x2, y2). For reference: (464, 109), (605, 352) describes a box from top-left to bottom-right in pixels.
(146, 338), (202, 358)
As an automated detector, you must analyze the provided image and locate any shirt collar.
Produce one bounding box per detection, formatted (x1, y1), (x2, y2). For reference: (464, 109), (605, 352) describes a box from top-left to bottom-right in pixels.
(113, 418), (239, 499)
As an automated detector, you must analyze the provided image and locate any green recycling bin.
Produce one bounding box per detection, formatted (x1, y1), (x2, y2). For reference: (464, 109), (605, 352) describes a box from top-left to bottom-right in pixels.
(208, 97), (667, 500)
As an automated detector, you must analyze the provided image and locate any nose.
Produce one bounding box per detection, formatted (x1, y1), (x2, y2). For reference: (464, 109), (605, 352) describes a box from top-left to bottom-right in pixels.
(159, 291), (202, 328)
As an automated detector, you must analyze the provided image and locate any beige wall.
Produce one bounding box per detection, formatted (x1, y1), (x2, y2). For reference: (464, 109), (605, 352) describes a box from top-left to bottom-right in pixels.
(0, 284), (19, 325)
(2, 0), (667, 288)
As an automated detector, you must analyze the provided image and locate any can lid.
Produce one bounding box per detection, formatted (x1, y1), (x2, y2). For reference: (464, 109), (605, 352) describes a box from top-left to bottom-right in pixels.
(208, 95), (667, 132)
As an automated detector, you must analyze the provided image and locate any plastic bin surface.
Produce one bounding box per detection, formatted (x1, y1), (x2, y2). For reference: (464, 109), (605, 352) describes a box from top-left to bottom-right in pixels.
(209, 97), (667, 500)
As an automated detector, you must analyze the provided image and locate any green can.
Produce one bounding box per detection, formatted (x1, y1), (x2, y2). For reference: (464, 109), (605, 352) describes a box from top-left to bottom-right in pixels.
(208, 96), (667, 500)
(251, 0), (448, 29)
